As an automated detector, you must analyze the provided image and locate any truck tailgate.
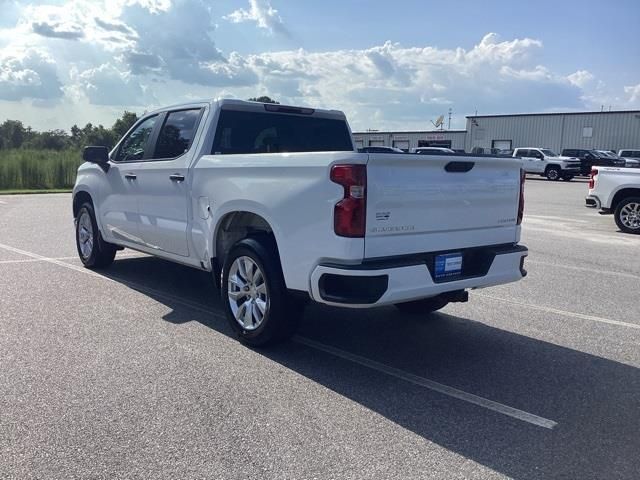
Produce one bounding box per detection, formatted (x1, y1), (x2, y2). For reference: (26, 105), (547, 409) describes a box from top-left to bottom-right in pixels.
(365, 154), (521, 258)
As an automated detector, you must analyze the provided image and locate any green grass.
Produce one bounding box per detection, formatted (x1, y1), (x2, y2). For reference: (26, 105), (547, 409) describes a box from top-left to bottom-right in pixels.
(0, 149), (82, 190)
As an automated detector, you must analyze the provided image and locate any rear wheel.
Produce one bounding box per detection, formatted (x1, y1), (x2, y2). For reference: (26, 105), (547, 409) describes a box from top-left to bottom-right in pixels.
(221, 237), (304, 346)
(75, 203), (116, 268)
(614, 197), (640, 234)
(394, 295), (449, 315)
(546, 166), (561, 181)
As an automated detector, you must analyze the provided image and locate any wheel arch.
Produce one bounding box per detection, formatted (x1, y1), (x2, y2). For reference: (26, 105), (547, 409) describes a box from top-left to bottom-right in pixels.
(73, 190), (93, 218)
(211, 207), (284, 286)
(611, 187), (640, 211)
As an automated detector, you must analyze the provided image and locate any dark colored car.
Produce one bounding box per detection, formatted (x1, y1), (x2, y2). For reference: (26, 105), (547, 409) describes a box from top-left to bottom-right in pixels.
(358, 146), (404, 153)
(561, 149), (625, 175)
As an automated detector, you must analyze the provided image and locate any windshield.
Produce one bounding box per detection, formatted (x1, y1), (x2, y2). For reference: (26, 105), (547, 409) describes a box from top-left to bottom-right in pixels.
(540, 149), (558, 157)
(597, 150), (618, 158)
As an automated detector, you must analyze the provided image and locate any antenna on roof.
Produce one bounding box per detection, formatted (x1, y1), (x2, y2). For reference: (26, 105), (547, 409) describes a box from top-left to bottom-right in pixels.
(431, 115), (445, 130)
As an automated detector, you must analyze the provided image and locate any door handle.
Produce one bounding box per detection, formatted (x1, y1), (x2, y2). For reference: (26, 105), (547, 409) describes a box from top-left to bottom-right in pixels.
(124, 173), (137, 180)
(169, 174), (185, 182)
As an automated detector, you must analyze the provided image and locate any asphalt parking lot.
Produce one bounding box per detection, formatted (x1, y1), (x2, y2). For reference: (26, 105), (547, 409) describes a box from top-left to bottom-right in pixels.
(1, 177), (639, 479)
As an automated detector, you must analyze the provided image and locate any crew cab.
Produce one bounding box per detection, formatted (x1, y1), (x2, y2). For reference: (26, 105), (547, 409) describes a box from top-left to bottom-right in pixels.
(73, 99), (528, 346)
(586, 167), (640, 234)
(513, 148), (581, 181)
(562, 148), (626, 175)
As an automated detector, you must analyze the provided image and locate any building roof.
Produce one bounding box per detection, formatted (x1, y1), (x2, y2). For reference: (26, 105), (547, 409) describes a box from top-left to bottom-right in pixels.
(466, 110), (640, 119)
(352, 129), (467, 135)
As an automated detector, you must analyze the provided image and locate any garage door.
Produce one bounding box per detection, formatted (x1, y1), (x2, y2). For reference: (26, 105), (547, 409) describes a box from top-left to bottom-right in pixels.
(369, 140), (384, 147)
(492, 140), (512, 150)
(393, 140), (410, 151)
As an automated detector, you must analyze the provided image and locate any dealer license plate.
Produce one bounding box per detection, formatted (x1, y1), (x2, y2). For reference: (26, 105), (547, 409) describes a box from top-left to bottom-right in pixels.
(434, 253), (463, 280)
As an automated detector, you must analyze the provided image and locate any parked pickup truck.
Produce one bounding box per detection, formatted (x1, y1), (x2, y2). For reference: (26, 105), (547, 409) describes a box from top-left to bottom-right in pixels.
(513, 148), (581, 181)
(73, 99), (528, 346)
(586, 167), (640, 234)
(513, 147), (580, 181)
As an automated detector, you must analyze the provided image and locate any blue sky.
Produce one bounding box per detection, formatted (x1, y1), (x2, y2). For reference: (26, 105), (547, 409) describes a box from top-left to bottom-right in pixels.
(0, 0), (638, 131)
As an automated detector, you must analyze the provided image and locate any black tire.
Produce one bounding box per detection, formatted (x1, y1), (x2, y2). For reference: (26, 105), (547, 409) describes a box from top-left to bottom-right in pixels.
(614, 196), (640, 234)
(545, 166), (561, 181)
(75, 202), (116, 268)
(561, 175), (574, 181)
(394, 295), (449, 315)
(221, 236), (304, 347)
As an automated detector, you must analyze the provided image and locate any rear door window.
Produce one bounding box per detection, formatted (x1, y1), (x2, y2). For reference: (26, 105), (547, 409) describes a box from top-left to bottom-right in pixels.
(114, 115), (158, 162)
(154, 109), (202, 159)
(212, 110), (353, 154)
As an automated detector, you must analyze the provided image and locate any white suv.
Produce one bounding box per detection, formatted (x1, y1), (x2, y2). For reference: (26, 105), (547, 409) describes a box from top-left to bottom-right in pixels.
(513, 148), (581, 181)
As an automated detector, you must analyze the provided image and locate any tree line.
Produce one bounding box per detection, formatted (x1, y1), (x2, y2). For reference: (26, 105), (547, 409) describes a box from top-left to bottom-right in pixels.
(0, 97), (280, 153)
(0, 111), (139, 152)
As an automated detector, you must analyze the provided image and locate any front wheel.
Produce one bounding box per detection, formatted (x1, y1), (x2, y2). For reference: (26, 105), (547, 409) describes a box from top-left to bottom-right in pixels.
(221, 237), (304, 347)
(394, 295), (450, 315)
(614, 197), (640, 234)
(75, 202), (116, 268)
(546, 167), (561, 181)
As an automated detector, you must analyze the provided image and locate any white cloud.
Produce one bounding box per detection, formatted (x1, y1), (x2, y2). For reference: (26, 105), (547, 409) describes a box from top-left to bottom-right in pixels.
(0, 47), (63, 101)
(624, 84), (640, 104)
(567, 70), (595, 88)
(73, 63), (148, 106)
(235, 36), (582, 129)
(224, 0), (287, 36)
(119, 0), (229, 84)
(32, 21), (84, 39)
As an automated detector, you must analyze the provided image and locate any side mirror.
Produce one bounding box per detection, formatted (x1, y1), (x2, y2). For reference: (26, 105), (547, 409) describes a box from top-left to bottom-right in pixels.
(83, 146), (110, 165)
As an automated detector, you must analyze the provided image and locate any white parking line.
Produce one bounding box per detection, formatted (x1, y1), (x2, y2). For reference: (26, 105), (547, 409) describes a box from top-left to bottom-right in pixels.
(474, 292), (640, 330)
(0, 241), (559, 430)
(294, 336), (558, 429)
(0, 200), (7, 204)
(0, 258), (44, 264)
(0, 252), (145, 265)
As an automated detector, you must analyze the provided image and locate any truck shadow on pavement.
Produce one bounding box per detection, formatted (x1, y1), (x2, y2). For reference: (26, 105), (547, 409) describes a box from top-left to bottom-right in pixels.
(102, 255), (640, 480)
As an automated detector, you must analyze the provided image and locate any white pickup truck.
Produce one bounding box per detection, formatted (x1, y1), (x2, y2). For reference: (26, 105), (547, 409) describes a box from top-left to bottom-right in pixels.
(513, 147), (581, 181)
(73, 99), (528, 346)
(586, 167), (640, 234)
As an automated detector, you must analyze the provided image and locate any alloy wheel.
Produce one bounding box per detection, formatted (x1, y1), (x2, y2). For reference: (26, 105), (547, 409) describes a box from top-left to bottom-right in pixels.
(77, 211), (94, 259)
(620, 202), (640, 229)
(227, 256), (269, 331)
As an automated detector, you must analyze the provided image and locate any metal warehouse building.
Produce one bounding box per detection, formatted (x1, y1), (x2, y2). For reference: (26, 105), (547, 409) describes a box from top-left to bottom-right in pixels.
(352, 130), (467, 151)
(466, 110), (640, 153)
(353, 110), (640, 153)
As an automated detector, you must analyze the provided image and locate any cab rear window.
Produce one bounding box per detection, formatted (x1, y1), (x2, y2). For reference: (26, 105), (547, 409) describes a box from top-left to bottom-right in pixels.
(212, 110), (353, 154)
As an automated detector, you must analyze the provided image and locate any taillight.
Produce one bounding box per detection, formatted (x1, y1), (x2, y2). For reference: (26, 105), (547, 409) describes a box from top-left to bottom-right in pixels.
(330, 164), (367, 237)
(589, 168), (598, 189)
(517, 168), (525, 225)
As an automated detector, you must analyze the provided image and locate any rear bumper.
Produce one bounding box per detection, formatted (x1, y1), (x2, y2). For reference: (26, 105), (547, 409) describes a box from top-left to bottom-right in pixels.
(309, 244), (528, 308)
(585, 195), (601, 209)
